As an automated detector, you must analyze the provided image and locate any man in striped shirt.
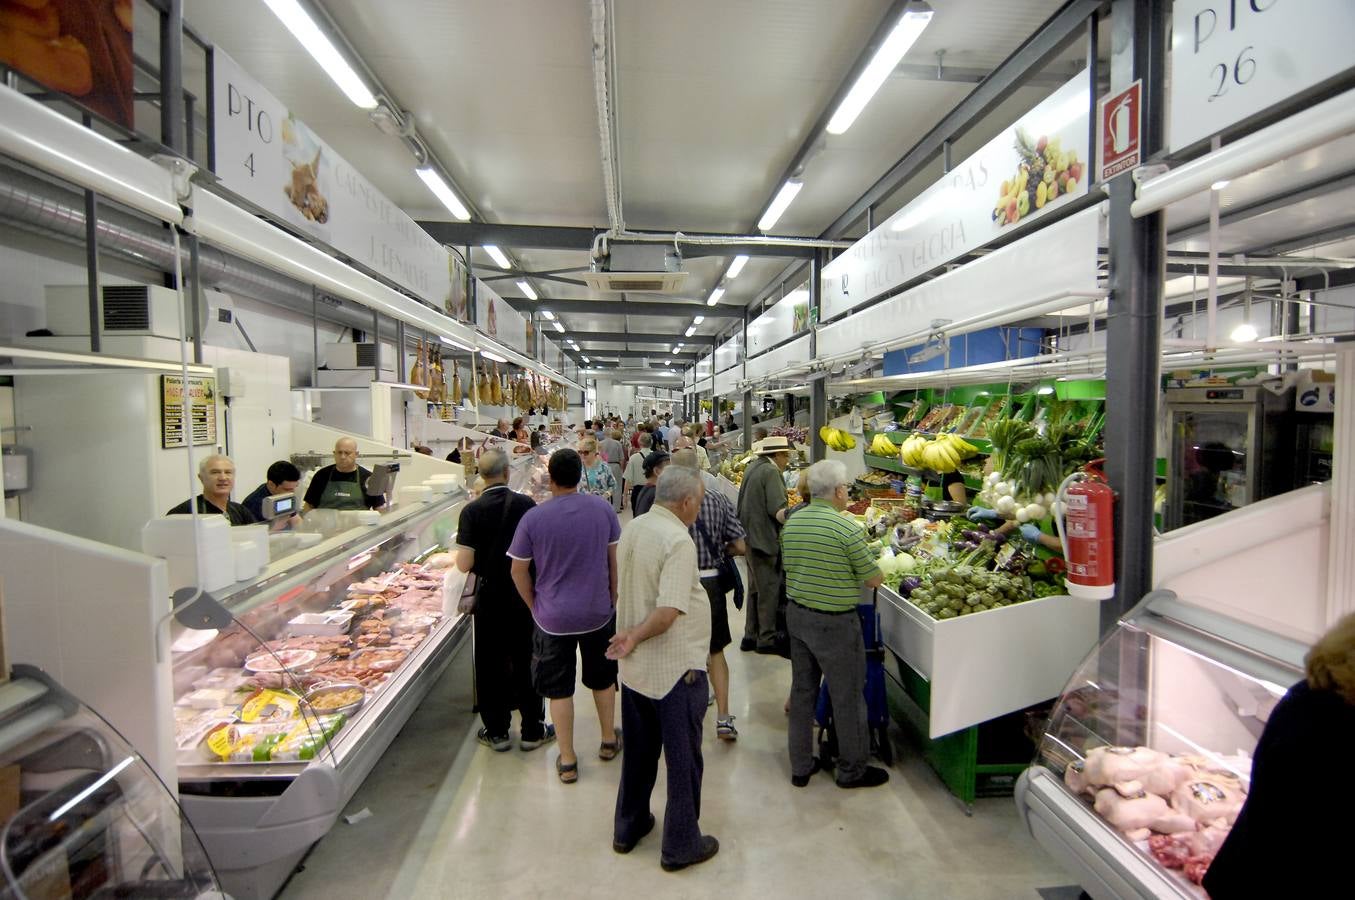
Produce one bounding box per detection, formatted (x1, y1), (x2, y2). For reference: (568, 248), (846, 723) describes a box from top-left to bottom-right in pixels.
(780, 460), (888, 789)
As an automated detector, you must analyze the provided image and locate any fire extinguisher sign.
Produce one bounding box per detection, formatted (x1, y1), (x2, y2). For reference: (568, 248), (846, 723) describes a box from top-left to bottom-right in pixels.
(1098, 80), (1142, 182)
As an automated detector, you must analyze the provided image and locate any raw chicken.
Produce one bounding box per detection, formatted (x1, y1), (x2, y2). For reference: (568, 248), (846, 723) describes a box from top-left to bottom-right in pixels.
(1093, 787), (1170, 833)
(1172, 778), (1245, 826)
(1082, 746), (1169, 787)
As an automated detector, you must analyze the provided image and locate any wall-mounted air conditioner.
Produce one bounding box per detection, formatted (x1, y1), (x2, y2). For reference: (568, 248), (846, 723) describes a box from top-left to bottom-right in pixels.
(44, 284), (223, 339)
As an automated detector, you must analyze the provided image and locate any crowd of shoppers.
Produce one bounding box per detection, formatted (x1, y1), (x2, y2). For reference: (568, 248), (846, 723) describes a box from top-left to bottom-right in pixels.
(454, 422), (890, 872)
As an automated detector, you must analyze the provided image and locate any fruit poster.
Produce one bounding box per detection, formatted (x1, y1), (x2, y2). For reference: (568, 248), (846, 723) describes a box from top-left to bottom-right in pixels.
(210, 49), (455, 311)
(0, 0), (134, 127)
(821, 71), (1091, 321)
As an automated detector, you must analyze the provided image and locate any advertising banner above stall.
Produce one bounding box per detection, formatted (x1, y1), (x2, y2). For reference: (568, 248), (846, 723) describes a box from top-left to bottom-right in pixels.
(1169, 0), (1355, 153)
(821, 72), (1091, 321)
(744, 334), (811, 385)
(713, 334), (743, 374)
(475, 279), (527, 356)
(211, 50), (454, 310)
(747, 288), (810, 355)
(816, 205), (1102, 362)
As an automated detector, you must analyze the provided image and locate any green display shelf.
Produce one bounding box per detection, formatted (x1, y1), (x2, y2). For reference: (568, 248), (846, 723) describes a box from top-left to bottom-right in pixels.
(885, 658), (1037, 811)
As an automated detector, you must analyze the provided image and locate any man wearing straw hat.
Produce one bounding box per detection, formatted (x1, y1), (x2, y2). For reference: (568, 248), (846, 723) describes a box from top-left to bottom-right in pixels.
(735, 436), (792, 654)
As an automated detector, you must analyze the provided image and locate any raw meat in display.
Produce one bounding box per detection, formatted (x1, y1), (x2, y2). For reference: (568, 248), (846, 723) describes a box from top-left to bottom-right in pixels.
(1183, 854), (1214, 885)
(1081, 745), (1169, 787)
(1093, 787), (1170, 832)
(1147, 834), (1191, 869)
(1172, 778), (1245, 826)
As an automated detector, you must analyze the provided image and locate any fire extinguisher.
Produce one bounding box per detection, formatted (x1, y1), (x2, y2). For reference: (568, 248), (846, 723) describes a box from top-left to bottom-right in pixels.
(1055, 459), (1115, 601)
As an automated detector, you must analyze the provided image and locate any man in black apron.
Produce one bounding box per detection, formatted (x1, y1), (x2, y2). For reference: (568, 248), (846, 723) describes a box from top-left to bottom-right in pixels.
(303, 437), (383, 511)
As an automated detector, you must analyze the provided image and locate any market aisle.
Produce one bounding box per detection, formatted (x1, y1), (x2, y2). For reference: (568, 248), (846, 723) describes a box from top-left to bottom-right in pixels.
(279, 600), (1074, 900)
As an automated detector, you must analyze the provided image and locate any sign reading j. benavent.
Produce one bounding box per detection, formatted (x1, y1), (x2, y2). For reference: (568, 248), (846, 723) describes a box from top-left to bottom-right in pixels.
(210, 49), (453, 310)
(821, 72), (1091, 321)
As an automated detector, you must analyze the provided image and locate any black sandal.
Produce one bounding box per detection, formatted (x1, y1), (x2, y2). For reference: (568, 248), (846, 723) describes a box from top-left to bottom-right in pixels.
(556, 755), (579, 784)
(599, 729), (623, 761)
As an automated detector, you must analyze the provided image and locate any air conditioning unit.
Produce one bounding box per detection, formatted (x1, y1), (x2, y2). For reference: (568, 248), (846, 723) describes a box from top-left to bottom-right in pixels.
(325, 342), (385, 370)
(580, 243), (689, 294)
(44, 284), (222, 339)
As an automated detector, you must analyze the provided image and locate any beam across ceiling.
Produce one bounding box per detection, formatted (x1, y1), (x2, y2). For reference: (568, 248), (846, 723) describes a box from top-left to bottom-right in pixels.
(502, 297), (743, 319)
(820, 0), (1103, 239)
(556, 331), (716, 346)
(417, 221), (818, 258)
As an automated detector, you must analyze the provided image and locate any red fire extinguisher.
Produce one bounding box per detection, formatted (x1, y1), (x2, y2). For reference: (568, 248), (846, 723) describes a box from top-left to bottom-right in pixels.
(1057, 459), (1115, 601)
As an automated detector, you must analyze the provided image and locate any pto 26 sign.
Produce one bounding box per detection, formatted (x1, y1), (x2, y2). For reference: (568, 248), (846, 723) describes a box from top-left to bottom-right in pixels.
(1169, 1), (1355, 152)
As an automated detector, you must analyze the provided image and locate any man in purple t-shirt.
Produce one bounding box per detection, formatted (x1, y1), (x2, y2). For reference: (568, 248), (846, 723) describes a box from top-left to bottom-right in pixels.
(510, 448), (623, 784)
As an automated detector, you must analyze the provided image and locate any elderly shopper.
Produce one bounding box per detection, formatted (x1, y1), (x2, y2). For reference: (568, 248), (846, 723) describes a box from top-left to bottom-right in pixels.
(608, 466), (720, 871)
(455, 450), (552, 753)
(579, 437), (618, 504)
(671, 449), (746, 740)
(781, 460), (887, 789)
(601, 428), (627, 513)
(736, 435), (792, 653)
(624, 432), (652, 510)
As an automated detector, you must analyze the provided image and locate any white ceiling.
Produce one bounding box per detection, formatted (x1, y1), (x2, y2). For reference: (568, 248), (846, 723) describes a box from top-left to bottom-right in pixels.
(181, 0), (1084, 366)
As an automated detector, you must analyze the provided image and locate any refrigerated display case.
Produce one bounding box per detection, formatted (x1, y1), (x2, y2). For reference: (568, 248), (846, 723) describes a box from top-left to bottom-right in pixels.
(1163, 386), (1294, 530)
(1015, 590), (1309, 899)
(0, 666), (223, 899)
(168, 492), (472, 899)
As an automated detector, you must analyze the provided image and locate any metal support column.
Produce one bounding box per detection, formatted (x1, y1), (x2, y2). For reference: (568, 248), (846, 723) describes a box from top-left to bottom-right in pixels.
(395, 320), (406, 382)
(159, 0), (186, 154)
(809, 250), (827, 461)
(311, 288), (320, 388)
(1103, 0), (1167, 636)
(187, 231), (203, 364)
(371, 310), (381, 382)
(83, 188), (100, 353)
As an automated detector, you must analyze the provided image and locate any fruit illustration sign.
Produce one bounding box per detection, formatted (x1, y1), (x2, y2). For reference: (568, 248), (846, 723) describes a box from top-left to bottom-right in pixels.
(210, 49), (453, 310)
(821, 72), (1090, 322)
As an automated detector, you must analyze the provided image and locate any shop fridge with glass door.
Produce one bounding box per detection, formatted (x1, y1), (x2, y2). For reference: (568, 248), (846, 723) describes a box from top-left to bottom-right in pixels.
(1163, 386), (1294, 531)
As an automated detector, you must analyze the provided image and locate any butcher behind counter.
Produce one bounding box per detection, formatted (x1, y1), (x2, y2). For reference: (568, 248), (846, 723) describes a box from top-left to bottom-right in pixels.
(304, 437), (386, 512)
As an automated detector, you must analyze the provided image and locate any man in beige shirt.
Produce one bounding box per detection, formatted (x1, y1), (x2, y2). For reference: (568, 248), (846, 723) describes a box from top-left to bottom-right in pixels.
(607, 466), (718, 872)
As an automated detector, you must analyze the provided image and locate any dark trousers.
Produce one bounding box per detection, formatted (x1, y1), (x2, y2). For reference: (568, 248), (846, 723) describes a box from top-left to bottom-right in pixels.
(614, 673), (707, 864)
(787, 602), (868, 782)
(743, 549), (783, 648)
(473, 592), (545, 739)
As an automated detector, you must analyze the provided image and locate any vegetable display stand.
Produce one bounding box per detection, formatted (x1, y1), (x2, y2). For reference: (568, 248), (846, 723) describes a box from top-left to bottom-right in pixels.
(886, 662), (1043, 811)
(875, 585), (1100, 808)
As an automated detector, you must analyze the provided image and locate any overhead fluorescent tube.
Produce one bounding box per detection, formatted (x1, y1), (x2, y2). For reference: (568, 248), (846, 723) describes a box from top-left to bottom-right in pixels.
(414, 166), (470, 220)
(1230, 322), (1259, 342)
(758, 180), (803, 231)
(684, 326), (697, 337)
(582, 356), (590, 363)
(727, 255), (749, 278)
(263, 0), (377, 109)
(707, 288), (725, 307)
(826, 3), (933, 135)
(439, 335), (475, 352)
(480, 350), (507, 363)
(516, 280), (538, 300)
(541, 310), (557, 321)
(484, 245), (511, 269)
(693, 315), (705, 324)
(553, 322), (566, 333)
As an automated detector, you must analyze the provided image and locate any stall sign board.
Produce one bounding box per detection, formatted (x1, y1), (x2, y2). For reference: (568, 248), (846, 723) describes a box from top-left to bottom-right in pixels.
(1099, 81), (1142, 182)
(211, 50), (454, 310)
(1169, 1), (1355, 153)
(161, 375), (218, 449)
(821, 71), (1091, 321)
(475, 279), (528, 356)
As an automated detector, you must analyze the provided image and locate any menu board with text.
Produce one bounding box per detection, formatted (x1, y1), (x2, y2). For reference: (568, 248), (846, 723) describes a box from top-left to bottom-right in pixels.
(161, 375), (217, 449)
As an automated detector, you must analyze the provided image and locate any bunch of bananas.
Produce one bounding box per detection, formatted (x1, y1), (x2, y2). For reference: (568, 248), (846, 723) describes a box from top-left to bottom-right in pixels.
(818, 425), (857, 451)
(867, 433), (898, 456)
(899, 433), (979, 473)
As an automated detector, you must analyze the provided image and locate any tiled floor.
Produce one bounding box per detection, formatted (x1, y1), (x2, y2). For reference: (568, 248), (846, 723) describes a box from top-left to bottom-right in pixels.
(278, 597), (1078, 899)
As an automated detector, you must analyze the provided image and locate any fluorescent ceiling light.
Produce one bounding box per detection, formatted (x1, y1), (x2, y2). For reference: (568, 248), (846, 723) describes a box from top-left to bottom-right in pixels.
(826, 4), (933, 135)
(263, 0), (377, 109)
(582, 356), (590, 363)
(439, 335), (474, 352)
(675, 343), (683, 350)
(483, 245), (511, 269)
(684, 326), (697, 337)
(540, 309), (556, 321)
(516, 280), (538, 301)
(1211, 179), (1231, 191)
(1230, 322), (1259, 342)
(727, 255), (749, 279)
(707, 288), (725, 307)
(758, 180), (804, 231)
(693, 315), (705, 324)
(480, 350), (507, 363)
(553, 322), (566, 333)
(414, 167), (470, 220)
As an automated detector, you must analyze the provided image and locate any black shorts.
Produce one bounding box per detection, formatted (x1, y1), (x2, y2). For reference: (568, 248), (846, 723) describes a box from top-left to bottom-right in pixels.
(531, 619), (618, 699)
(700, 576), (732, 654)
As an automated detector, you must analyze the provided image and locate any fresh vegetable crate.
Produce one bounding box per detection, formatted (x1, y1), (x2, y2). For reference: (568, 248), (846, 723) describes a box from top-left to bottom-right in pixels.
(875, 585), (1099, 803)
